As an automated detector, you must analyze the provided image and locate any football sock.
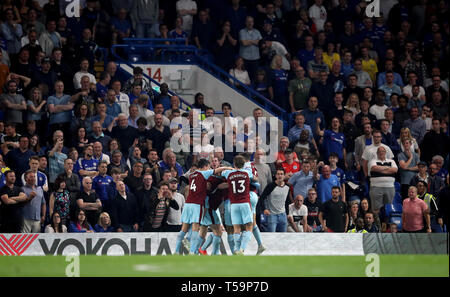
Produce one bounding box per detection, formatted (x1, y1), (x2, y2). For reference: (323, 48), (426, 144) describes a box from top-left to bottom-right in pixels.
(240, 230), (252, 251)
(252, 225), (262, 246)
(201, 234), (213, 251)
(227, 233), (235, 254)
(175, 230), (186, 254)
(211, 235), (221, 255)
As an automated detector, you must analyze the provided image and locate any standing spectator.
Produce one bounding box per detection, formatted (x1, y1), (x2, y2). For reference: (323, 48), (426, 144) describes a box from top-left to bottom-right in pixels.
(0, 80), (26, 128)
(287, 194), (308, 232)
(288, 113), (313, 144)
(309, 71), (334, 114)
(368, 146), (398, 215)
(142, 181), (179, 232)
(111, 80), (130, 117)
(253, 148), (272, 194)
(321, 116), (347, 163)
(0, 170), (29, 233)
(379, 119), (401, 156)
(288, 66), (311, 112)
(268, 54), (289, 111)
(130, 0), (159, 39)
(301, 96), (325, 140)
(176, 0), (197, 36)
(304, 187), (322, 232)
(239, 16), (262, 83)
(403, 107), (426, 145)
(123, 161), (144, 197)
(1, 9), (23, 55)
(76, 176), (102, 227)
(214, 20), (238, 73)
(307, 47), (329, 81)
(74, 144), (99, 180)
(21, 170), (46, 233)
(148, 114), (171, 159)
(166, 177), (185, 232)
(308, 0), (327, 32)
(280, 149), (301, 180)
(421, 119), (450, 163)
(416, 180), (442, 233)
(315, 164), (343, 203)
(369, 90), (389, 120)
(288, 159), (314, 199)
(92, 161), (114, 214)
(48, 175), (71, 226)
(402, 186), (431, 233)
(319, 186), (348, 232)
(57, 158), (81, 203)
(47, 80), (74, 139)
(352, 59), (372, 88)
(404, 49), (428, 87)
(361, 130), (394, 178)
(38, 19), (61, 57)
(261, 168), (292, 232)
(5, 136), (35, 185)
(109, 113), (139, 156)
(398, 139), (420, 198)
(73, 59), (97, 90)
(110, 180), (139, 232)
(379, 71), (403, 106)
(47, 133), (66, 179)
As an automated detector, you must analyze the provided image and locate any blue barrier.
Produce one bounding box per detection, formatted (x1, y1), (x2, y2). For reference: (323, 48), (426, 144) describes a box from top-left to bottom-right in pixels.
(110, 39), (291, 134)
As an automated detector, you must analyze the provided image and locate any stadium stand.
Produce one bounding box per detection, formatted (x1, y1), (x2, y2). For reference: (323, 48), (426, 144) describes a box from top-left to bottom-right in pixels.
(0, 0), (448, 245)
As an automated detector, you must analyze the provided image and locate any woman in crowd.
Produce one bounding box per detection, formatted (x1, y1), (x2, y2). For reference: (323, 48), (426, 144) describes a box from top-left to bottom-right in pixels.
(94, 212), (115, 232)
(45, 212), (68, 233)
(49, 176), (71, 226)
(68, 209), (94, 233)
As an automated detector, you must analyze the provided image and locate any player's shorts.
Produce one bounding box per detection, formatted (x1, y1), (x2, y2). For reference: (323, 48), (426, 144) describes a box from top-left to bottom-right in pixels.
(223, 199), (232, 226)
(181, 203), (204, 224)
(250, 191), (258, 215)
(201, 197), (222, 226)
(230, 202), (253, 225)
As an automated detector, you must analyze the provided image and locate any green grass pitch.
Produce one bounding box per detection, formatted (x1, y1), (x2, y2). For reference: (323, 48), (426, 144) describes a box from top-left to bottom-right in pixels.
(0, 255), (448, 277)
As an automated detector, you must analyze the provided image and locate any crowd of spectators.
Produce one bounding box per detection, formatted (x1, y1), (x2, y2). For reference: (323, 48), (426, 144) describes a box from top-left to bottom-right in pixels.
(0, 0), (449, 235)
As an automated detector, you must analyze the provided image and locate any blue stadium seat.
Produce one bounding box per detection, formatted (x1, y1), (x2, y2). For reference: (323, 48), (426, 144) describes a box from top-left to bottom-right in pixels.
(384, 203), (402, 218)
(389, 216), (402, 230)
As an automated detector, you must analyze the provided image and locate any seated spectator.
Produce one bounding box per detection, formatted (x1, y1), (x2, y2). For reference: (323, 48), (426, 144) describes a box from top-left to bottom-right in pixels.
(287, 194), (308, 232)
(364, 212), (379, 233)
(68, 209), (94, 233)
(45, 211), (68, 233)
(94, 212), (115, 232)
(432, 155), (448, 181)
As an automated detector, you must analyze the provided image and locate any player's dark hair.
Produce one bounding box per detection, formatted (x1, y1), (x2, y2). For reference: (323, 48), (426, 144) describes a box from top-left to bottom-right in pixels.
(233, 155), (245, 169)
(197, 158), (210, 169)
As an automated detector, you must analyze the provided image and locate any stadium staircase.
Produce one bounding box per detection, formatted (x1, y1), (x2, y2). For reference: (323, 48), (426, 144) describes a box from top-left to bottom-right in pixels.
(106, 38), (291, 135)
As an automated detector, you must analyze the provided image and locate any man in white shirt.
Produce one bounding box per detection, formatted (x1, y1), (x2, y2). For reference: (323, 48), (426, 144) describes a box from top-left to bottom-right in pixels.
(308, 0), (327, 32)
(260, 39), (291, 70)
(369, 89), (389, 120)
(368, 146), (398, 214)
(111, 80), (130, 117)
(287, 194), (308, 232)
(362, 130), (394, 178)
(73, 58), (96, 90)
